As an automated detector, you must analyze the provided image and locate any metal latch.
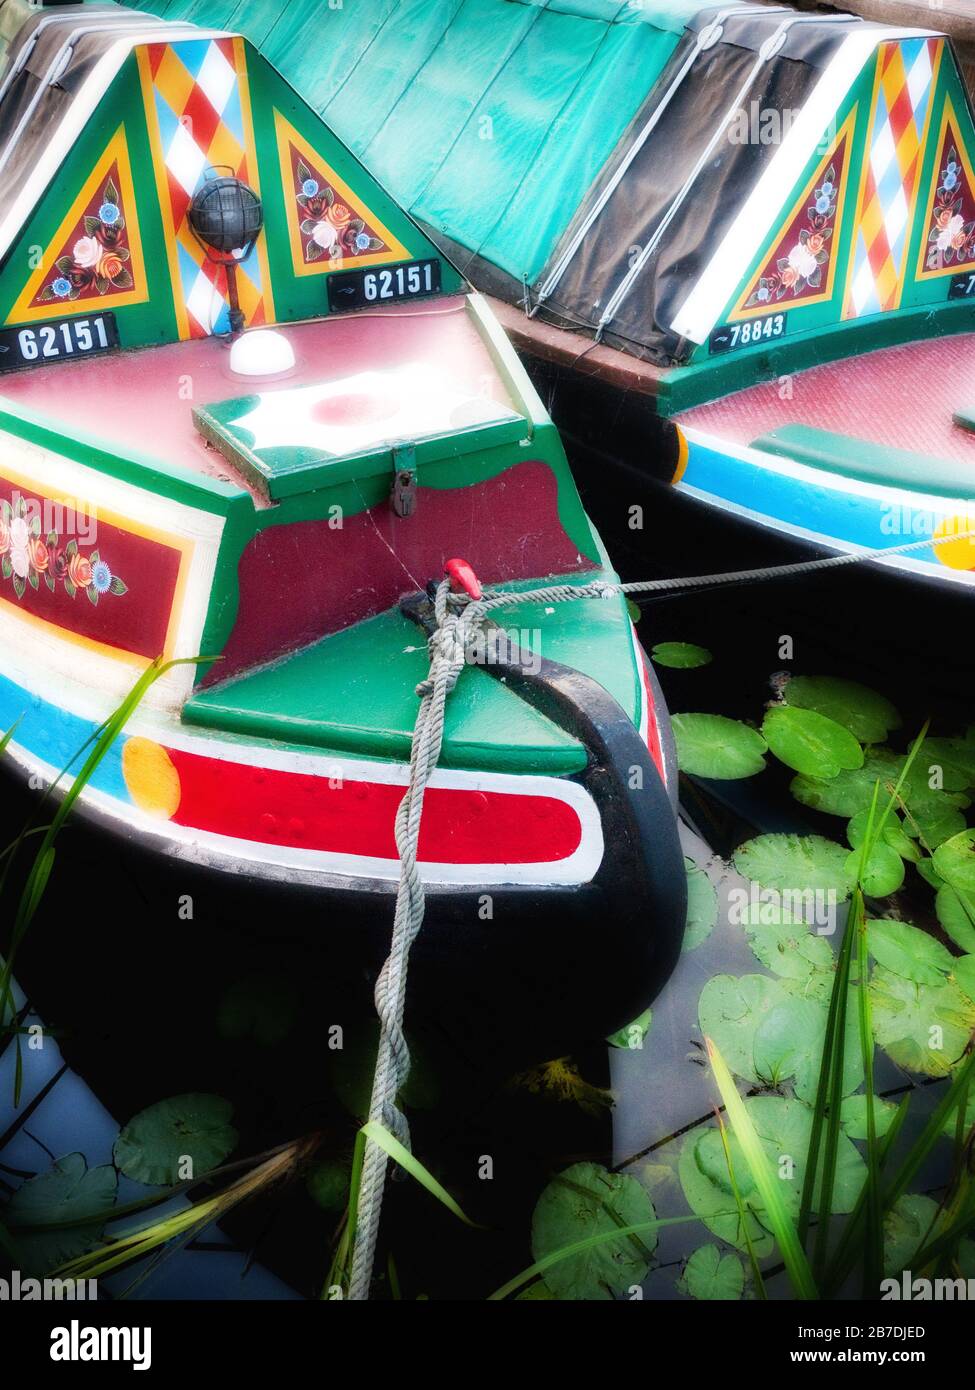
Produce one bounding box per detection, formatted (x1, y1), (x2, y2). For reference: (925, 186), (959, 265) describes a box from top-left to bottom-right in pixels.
(390, 443), (417, 517)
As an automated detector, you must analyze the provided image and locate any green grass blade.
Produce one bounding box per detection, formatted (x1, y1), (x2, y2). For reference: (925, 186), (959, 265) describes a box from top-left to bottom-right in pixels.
(0, 656), (205, 1016)
(822, 1094), (910, 1296)
(706, 1037), (818, 1299)
(811, 904), (855, 1281)
(855, 892), (882, 1294)
(359, 1121), (480, 1228)
(488, 1213), (706, 1302)
(715, 1107), (767, 1299)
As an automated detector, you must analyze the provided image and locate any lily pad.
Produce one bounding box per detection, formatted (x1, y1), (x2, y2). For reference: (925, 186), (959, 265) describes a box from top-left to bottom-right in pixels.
(845, 841), (904, 898)
(672, 713), (767, 779)
(753, 994), (826, 1087)
(6, 1154), (118, 1276)
(933, 829), (975, 899)
(936, 885), (975, 954)
(734, 833), (854, 901)
(683, 858), (718, 952)
(783, 676), (900, 744)
(607, 1007), (652, 1050)
(790, 750), (917, 819)
(114, 1094), (238, 1186)
(952, 954), (975, 1003)
(841, 1093), (897, 1140)
(530, 1162), (656, 1300)
(698, 974), (790, 1083)
(651, 642), (712, 669)
(847, 809), (919, 862)
(909, 798), (969, 851)
(678, 1131), (773, 1257)
(940, 1089), (975, 1141)
(884, 1194), (941, 1276)
(869, 969), (975, 1077)
(739, 906), (834, 981)
(867, 920), (954, 987)
(913, 738), (975, 793)
(695, 1096), (866, 1219)
(762, 705), (863, 779)
(306, 1159), (350, 1213)
(917, 859), (946, 889)
(790, 991), (865, 1104)
(677, 1244), (744, 1301)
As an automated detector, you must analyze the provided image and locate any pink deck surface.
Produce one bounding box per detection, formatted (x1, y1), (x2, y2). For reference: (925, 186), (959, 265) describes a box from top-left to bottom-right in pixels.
(0, 298), (515, 502)
(678, 334), (975, 467)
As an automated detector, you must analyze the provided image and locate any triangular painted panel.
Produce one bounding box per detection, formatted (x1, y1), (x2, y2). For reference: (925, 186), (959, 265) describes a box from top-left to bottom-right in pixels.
(916, 96), (975, 280)
(137, 35), (274, 340)
(7, 127), (148, 325)
(274, 111), (409, 277)
(733, 112), (856, 319)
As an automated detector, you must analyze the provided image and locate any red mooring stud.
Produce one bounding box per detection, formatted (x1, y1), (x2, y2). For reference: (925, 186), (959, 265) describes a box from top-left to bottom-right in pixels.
(444, 558), (482, 600)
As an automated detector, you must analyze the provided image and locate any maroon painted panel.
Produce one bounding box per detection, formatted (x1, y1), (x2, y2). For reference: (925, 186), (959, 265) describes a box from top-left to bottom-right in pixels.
(0, 474), (182, 658)
(211, 460), (587, 683)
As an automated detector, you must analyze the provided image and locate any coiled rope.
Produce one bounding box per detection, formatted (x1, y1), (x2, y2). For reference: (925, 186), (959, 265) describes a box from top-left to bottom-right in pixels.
(346, 529), (973, 1299)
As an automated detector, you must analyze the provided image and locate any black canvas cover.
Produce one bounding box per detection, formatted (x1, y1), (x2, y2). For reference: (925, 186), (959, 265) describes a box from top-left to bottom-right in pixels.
(535, 9), (863, 364)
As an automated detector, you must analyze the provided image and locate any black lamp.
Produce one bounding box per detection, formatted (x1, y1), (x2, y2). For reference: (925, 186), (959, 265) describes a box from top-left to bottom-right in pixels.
(188, 171), (263, 336)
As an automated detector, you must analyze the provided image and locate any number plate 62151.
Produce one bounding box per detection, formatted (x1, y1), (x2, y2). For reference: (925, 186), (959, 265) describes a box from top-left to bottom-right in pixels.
(0, 313), (119, 371)
(327, 259), (442, 312)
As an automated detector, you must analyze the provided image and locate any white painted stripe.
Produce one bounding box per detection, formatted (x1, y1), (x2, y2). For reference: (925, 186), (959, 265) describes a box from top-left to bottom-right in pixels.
(2, 738), (606, 888)
(670, 25), (942, 344)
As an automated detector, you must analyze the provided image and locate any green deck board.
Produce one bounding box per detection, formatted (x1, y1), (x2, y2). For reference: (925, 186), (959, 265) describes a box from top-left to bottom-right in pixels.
(184, 593), (640, 773)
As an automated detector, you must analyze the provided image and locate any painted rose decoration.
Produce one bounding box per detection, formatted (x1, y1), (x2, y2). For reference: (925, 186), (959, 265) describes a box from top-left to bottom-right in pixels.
(38, 174), (133, 303)
(926, 143), (975, 270)
(294, 157), (386, 263)
(744, 164), (839, 307)
(0, 495), (126, 604)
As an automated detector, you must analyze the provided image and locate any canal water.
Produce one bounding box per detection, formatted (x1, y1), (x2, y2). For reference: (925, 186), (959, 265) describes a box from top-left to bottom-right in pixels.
(0, 470), (970, 1301)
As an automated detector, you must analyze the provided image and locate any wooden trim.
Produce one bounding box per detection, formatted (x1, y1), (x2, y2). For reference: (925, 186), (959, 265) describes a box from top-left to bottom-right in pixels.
(483, 295), (666, 399)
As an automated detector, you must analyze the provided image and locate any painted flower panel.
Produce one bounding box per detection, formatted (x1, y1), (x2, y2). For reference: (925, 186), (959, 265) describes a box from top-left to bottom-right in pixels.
(925, 130), (975, 272)
(34, 166), (135, 307)
(288, 144), (388, 265)
(740, 135), (849, 313)
(0, 495), (127, 606)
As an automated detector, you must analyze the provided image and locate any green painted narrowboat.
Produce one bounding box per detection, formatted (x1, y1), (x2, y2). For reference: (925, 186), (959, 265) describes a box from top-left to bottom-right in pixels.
(0, 5), (686, 1042)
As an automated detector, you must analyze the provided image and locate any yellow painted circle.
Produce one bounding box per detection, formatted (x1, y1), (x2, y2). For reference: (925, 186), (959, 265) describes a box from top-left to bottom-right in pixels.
(933, 513), (975, 571)
(122, 737), (181, 819)
(671, 424), (689, 485)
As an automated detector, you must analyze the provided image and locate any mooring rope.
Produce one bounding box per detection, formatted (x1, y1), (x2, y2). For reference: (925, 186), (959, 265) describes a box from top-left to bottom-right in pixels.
(346, 528), (974, 1300)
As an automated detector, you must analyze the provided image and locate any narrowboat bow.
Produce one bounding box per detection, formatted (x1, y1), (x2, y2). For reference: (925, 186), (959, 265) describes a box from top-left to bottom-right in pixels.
(0, 14), (685, 1041)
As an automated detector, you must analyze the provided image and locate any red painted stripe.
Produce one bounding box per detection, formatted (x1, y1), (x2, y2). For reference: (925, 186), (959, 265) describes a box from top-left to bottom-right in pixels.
(638, 649), (665, 783)
(165, 747), (585, 866)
